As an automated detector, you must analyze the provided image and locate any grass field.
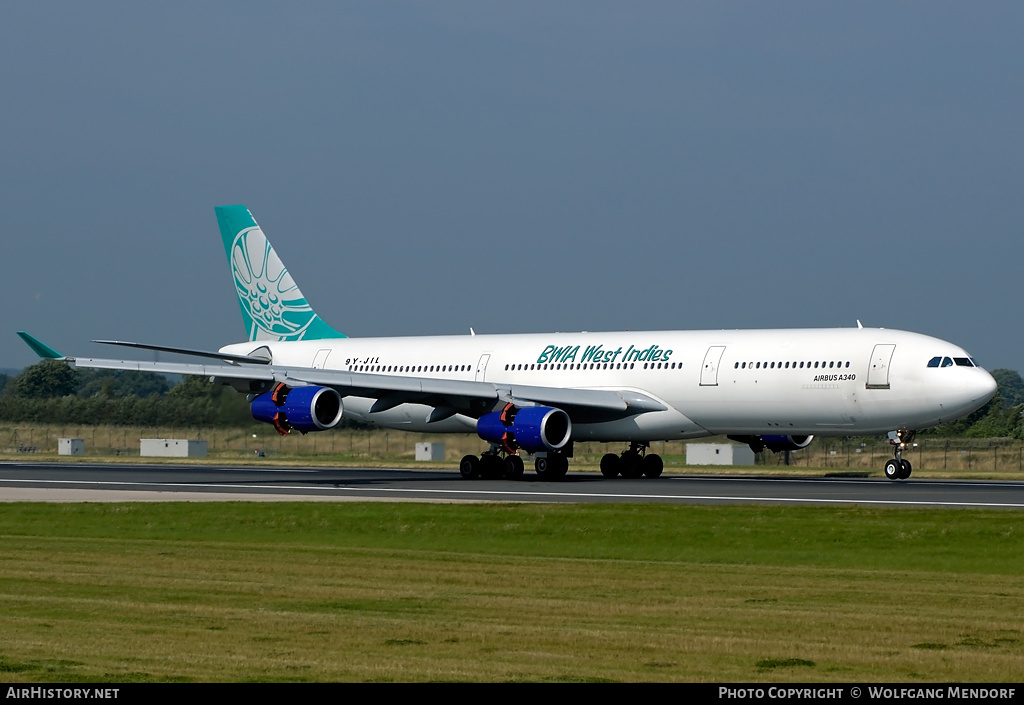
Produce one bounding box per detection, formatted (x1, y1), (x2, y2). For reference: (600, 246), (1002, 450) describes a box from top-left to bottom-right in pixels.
(0, 502), (1021, 682)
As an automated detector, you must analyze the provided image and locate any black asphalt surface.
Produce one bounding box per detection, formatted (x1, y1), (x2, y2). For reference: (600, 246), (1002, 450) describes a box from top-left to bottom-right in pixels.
(1, 461), (1023, 508)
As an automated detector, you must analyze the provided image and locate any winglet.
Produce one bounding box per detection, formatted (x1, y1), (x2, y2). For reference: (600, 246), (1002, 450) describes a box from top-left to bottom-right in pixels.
(17, 331), (66, 360)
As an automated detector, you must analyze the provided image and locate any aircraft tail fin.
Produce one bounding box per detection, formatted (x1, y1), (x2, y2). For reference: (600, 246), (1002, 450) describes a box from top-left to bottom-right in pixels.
(215, 206), (346, 342)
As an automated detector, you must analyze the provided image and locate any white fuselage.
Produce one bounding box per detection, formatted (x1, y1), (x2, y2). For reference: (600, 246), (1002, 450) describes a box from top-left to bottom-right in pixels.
(221, 327), (997, 442)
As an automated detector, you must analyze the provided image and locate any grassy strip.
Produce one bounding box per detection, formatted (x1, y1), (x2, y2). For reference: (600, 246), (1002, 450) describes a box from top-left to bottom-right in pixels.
(0, 503), (1021, 682)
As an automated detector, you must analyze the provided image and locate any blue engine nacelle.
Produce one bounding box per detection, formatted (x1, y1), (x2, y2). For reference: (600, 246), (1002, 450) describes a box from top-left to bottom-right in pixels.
(729, 434), (814, 453)
(477, 404), (572, 454)
(251, 383), (344, 435)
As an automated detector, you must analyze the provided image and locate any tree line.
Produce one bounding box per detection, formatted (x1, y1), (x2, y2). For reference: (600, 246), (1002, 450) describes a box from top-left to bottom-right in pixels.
(1, 360), (1023, 437)
(0, 362), (252, 427)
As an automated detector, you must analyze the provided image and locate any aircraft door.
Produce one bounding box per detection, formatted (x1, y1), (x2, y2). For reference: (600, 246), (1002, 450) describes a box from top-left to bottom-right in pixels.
(312, 349), (331, 369)
(866, 344), (896, 389)
(475, 353), (491, 382)
(700, 346), (726, 386)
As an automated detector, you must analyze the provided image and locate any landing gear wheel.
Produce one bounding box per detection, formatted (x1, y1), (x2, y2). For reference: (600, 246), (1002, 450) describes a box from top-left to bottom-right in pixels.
(884, 459), (901, 480)
(504, 455), (525, 480)
(535, 454), (568, 480)
(900, 459), (912, 479)
(480, 454), (503, 479)
(620, 451), (644, 479)
(549, 453), (569, 479)
(600, 453), (620, 478)
(642, 453), (664, 478)
(535, 455), (550, 480)
(459, 454), (480, 479)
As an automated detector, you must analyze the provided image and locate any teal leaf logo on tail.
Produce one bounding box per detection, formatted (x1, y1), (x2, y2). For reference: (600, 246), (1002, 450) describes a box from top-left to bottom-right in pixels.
(231, 225), (318, 340)
(216, 205), (345, 342)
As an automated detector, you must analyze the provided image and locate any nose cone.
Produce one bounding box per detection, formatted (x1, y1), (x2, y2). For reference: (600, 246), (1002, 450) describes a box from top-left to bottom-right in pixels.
(977, 369), (999, 405)
(958, 368), (999, 416)
(937, 367), (999, 423)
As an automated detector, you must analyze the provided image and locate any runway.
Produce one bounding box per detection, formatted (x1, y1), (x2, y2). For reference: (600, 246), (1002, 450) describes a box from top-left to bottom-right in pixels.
(1, 461), (1023, 508)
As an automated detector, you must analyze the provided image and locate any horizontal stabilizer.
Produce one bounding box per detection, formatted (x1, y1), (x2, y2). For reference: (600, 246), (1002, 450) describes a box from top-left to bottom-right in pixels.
(93, 340), (272, 365)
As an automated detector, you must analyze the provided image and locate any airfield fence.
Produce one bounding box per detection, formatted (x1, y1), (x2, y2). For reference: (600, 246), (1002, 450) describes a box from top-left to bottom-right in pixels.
(2, 422), (1024, 474)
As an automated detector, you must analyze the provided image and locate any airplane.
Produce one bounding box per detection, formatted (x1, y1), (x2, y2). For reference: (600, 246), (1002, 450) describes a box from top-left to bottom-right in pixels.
(18, 205), (998, 481)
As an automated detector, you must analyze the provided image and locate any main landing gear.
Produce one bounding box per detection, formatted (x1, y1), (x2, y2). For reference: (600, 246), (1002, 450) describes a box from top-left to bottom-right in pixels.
(460, 446), (570, 481)
(884, 429), (915, 480)
(599, 442), (664, 479)
(459, 442), (665, 481)
(460, 447), (525, 480)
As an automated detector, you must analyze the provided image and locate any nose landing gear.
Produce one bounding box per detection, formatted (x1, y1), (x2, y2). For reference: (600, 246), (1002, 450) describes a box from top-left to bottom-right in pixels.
(884, 430), (915, 480)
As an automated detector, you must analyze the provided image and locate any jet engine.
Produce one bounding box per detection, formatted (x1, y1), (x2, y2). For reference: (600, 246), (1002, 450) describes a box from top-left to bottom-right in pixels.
(477, 403), (572, 454)
(728, 434), (814, 453)
(251, 383), (344, 435)
(761, 434), (814, 452)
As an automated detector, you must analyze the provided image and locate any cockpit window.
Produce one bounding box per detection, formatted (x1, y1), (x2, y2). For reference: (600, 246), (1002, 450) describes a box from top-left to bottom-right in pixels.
(929, 355), (978, 368)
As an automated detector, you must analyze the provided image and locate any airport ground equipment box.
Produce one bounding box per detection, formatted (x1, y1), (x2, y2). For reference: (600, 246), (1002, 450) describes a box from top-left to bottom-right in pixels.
(415, 442), (446, 461)
(140, 439), (208, 458)
(58, 438), (85, 456)
(686, 443), (756, 466)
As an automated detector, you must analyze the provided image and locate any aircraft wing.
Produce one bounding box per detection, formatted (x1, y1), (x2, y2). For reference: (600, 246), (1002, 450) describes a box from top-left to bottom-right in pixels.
(65, 355), (667, 422)
(19, 331), (665, 422)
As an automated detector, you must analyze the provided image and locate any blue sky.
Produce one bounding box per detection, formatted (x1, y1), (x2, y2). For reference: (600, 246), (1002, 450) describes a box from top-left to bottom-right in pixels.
(2, 2), (1021, 371)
